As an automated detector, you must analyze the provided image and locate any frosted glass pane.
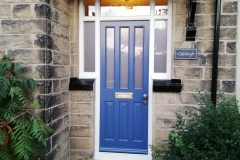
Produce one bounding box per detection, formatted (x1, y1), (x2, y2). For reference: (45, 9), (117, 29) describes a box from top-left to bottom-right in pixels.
(154, 20), (167, 73)
(120, 28), (129, 89)
(100, 0), (150, 16)
(134, 28), (143, 89)
(106, 28), (114, 89)
(84, 22), (95, 72)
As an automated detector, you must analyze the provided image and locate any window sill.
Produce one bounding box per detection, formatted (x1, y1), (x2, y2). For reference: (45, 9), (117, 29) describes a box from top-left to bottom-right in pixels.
(69, 78), (95, 91)
(153, 79), (182, 92)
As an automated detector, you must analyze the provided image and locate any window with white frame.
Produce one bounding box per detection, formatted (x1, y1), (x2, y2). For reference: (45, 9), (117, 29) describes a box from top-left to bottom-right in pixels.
(79, 0), (171, 79)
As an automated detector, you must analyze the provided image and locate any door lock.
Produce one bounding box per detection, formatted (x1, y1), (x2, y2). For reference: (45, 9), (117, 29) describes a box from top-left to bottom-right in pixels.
(143, 101), (147, 105)
(143, 94), (148, 99)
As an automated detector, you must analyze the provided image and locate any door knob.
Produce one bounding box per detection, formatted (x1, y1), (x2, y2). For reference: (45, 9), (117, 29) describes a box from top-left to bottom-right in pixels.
(143, 94), (148, 99)
(143, 101), (147, 105)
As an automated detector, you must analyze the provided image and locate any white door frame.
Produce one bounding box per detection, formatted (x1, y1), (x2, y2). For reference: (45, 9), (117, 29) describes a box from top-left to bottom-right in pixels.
(78, 1), (172, 159)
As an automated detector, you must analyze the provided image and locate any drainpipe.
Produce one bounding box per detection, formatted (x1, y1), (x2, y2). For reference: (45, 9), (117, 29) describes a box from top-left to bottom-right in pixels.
(211, 0), (221, 105)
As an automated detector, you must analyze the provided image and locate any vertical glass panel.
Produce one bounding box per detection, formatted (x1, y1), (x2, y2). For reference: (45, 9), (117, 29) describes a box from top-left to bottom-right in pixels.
(134, 27), (143, 89)
(155, 0), (168, 15)
(106, 28), (115, 89)
(84, 0), (95, 16)
(100, 0), (150, 16)
(84, 22), (95, 72)
(120, 28), (129, 89)
(154, 20), (168, 73)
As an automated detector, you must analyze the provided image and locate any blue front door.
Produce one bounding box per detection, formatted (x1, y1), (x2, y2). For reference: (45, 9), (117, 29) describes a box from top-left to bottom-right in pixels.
(100, 21), (149, 154)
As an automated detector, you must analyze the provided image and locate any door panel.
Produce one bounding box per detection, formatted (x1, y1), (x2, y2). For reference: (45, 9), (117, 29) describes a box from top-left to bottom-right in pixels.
(100, 21), (149, 154)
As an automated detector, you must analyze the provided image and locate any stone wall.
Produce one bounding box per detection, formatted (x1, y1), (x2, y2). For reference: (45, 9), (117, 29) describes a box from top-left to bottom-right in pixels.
(0, 0), (70, 159)
(153, 0), (238, 148)
(68, 1), (95, 159)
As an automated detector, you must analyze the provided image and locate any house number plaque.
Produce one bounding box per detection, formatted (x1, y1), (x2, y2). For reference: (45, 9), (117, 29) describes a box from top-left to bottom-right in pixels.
(115, 92), (133, 99)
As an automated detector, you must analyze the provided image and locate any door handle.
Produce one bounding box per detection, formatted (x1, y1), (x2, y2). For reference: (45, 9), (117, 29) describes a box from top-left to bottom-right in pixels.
(143, 94), (148, 99)
(143, 101), (147, 105)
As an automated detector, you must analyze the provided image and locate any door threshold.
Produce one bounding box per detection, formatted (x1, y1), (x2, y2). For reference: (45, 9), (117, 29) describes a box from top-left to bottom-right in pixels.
(94, 152), (152, 160)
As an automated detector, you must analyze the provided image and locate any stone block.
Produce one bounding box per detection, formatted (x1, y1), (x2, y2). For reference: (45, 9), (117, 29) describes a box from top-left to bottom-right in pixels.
(196, 41), (224, 53)
(34, 34), (54, 49)
(220, 28), (237, 40)
(155, 117), (176, 129)
(0, 4), (11, 19)
(71, 114), (93, 125)
(12, 4), (33, 18)
(64, 114), (69, 128)
(60, 138), (69, 159)
(70, 103), (93, 114)
(154, 92), (181, 104)
(155, 105), (183, 117)
(205, 68), (236, 79)
(0, 35), (33, 49)
(173, 67), (203, 79)
(70, 66), (78, 77)
(211, 15), (237, 26)
(173, 16), (186, 28)
(52, 51), (70, 65)
(49, 118), (63, 134)
(175, 1), (187, 15)
(53, 79), (61, 92)
(0, 50), (6, 57)
(70, 138), (93, 150)
(182, 80), (220, 92)
(222, 1), (238, 13)
(52, 66), (69, 78)
(50, 7), (69, 28)
(62, 91), (69, 103)
(179, 93), (198, 104)
(195, 15), (210, 27)
(38, 93), (62, 108)
(52, 37), (69, 52)
(61, 78), (69, 91)
(196, 2), (215, 14)
(173, 29), (185, 41)
(61, 127), (70, 142)
(155, 130), (171, 141)
(218, 55), (236, 66)
(70, 91), (94, 102)
(45, 145), (61, 160)
(51, 22), (69, 40)
(35, 4), (51, 19)
(50, 0), (69, 15)
(196, 28), (214, 40)
(70, 126), (93, 137)
(222, 81), (236, 93)
(51, 103), (69, 121)
(7, 49), (52, 64)
(70, 54), (79, 66)
(1, 19), (46, 34)
(70, 42), (79, 54)
(52, 132), (61, 148)
(70, 150), (93, 160)
(36, 80), (52, 94)
(227, 42), (236, 53)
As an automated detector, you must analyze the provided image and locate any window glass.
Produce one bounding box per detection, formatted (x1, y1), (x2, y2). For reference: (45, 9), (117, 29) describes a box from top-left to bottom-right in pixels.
(84, 22), (95, 72)
(100, 0), (150, 16)
(155, 0), (168, 15)
(84, 0), (95, 16)
(154, 20), (167, 73)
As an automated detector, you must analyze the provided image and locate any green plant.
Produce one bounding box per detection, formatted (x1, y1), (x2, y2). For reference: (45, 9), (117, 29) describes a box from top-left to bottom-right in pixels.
(150, 91), (240, 160)
(0, 56), (53, 160)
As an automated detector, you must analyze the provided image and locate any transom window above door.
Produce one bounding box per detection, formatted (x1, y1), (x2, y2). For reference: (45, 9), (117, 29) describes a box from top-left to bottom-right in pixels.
(79, 0), (172, 80)
(84, 0), (168, 16)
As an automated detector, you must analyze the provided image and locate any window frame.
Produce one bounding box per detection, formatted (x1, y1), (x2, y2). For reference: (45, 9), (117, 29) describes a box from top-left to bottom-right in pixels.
(79, 0), (172, 80)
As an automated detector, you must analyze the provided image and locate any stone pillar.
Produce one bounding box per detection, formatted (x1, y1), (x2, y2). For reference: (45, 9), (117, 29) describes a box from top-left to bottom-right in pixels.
(0, 0), (70, 159)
